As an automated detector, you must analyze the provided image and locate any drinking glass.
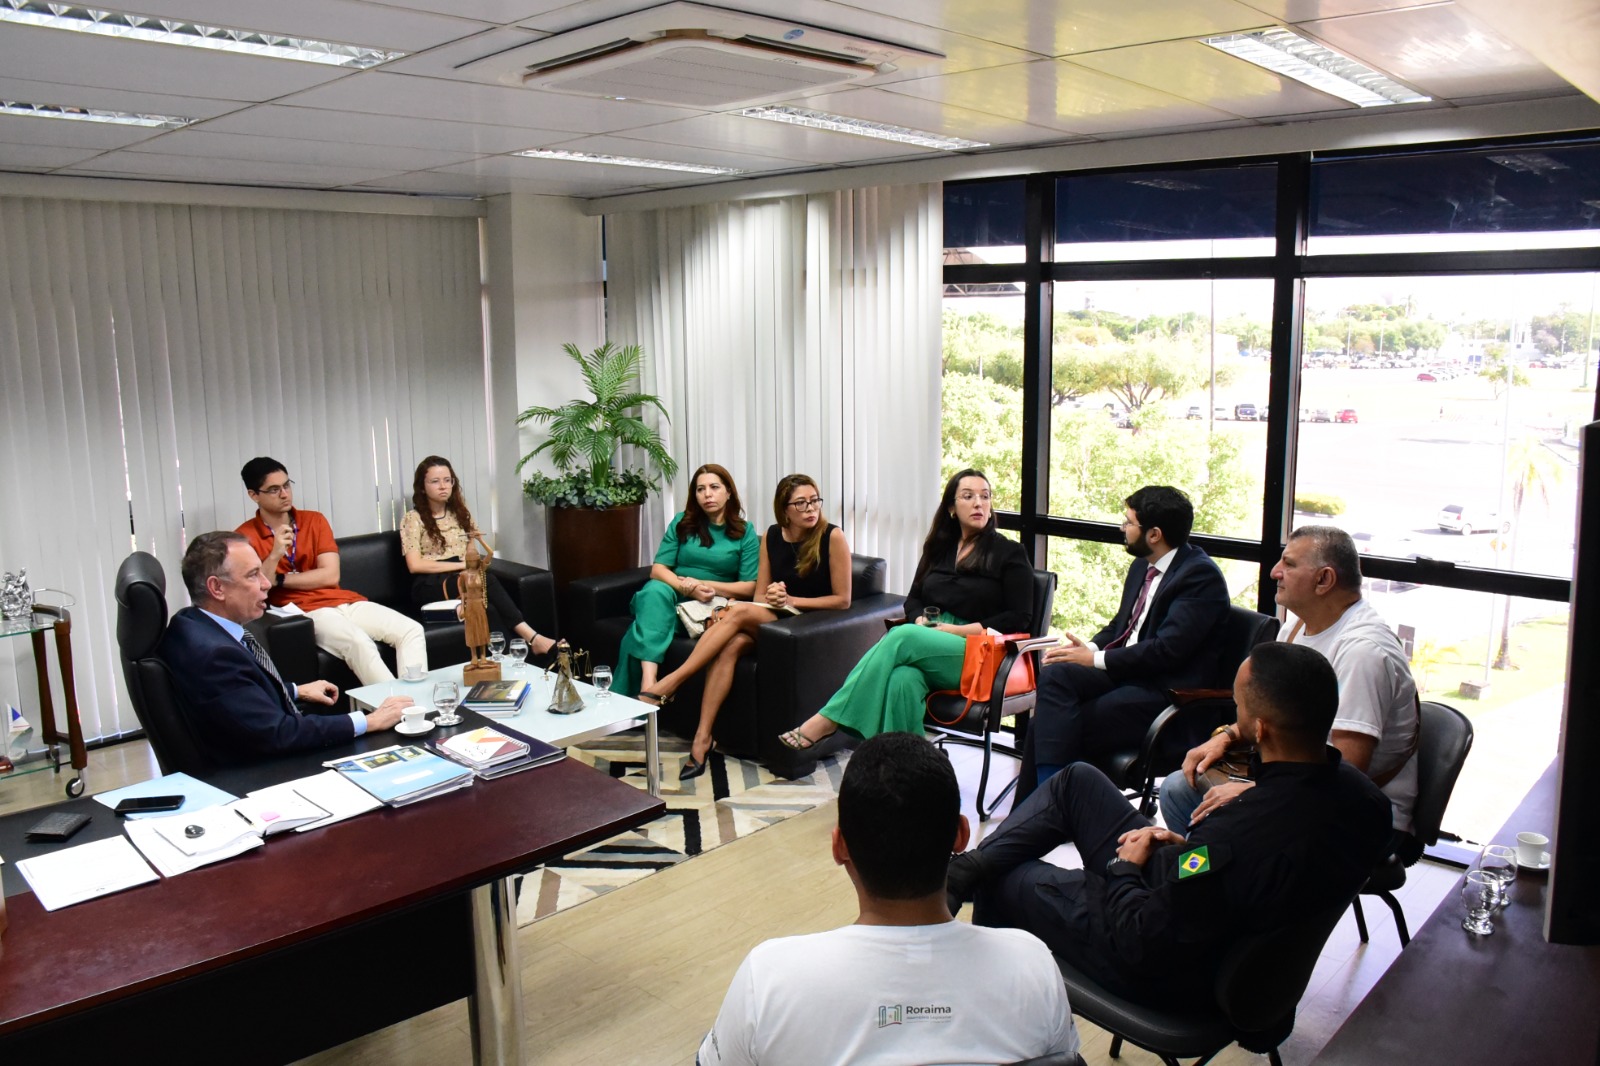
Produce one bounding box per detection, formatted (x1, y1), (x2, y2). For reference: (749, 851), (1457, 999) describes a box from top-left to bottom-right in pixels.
(488, 631), (506, 662)
(1476, 845), (1517, 909)
(592, 665), (613, 700)
(432, 679), (461, 728)
(507, 637), (529, 678)
(921, 607), (941, 627)
(1461, 870), (1496, 935)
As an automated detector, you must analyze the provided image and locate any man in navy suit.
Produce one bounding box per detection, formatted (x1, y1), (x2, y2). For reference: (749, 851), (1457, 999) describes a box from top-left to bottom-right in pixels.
(159, 531), (410, 764)
(1028, 486), (1229, 792)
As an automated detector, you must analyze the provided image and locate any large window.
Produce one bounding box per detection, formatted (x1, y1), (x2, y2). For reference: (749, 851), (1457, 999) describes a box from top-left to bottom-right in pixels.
(944, 135), (1600, 833)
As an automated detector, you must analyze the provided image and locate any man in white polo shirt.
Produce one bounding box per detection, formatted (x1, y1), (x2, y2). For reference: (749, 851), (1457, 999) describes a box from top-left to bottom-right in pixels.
(1161, 524), (1418, 840)
(697, 733), (1077, 1066)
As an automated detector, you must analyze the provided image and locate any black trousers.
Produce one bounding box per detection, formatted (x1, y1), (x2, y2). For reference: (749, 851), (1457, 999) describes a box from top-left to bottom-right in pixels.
(973, 763), (1149, 972)
(1023, 661), (1171, 794)
(409, 569), (525, 631)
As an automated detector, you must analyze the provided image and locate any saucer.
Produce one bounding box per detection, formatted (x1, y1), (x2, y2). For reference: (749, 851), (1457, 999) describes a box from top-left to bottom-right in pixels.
(395, 719), (435, 736)
(400, 671), (428, 683)
(1518, 852), (1551, 872)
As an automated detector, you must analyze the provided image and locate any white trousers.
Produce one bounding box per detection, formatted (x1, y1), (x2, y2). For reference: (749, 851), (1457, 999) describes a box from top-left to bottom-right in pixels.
(307, 601), (427, 685)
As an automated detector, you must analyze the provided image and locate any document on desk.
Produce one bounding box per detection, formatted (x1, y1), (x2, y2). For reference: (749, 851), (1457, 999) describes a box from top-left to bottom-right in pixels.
(124, 807), (263, 877)
(93, 771), (239, 819)
(15, 836), (159, 910)
(251, 771), (381, 832)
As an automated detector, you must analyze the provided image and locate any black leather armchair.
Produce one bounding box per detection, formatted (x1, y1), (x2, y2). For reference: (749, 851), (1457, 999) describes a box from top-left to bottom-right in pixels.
(247, 531), (558, 695)
(113, 552), (216, 776)
(565, 555), (904, 777)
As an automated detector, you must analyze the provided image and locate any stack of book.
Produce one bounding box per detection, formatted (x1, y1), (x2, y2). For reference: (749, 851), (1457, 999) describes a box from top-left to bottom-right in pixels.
(326, 745), (475, 806)
(434, 724), (566, 780)
(462, 678), (531, 718)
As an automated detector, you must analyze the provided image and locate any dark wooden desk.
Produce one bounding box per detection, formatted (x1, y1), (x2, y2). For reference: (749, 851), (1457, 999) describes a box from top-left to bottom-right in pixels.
(1314, 762), (1600, 1066)
(0, 739), (663, 1064)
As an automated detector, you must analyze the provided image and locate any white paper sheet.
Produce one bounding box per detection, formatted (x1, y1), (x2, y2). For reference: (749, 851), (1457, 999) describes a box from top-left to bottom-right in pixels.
(257, 771), (382, 832)
(124, 815), (262, 877)
(15, 836), (159, 910)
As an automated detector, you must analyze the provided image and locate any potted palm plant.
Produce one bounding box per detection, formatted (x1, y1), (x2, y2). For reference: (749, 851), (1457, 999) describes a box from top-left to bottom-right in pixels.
(517, 342), (677, 587)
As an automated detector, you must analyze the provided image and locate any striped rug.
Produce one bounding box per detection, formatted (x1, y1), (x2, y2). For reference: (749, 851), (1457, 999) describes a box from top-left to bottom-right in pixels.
(514, 728), (847, 927)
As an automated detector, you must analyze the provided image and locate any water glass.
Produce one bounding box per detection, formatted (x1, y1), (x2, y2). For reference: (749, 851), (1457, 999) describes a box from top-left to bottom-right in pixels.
(592, 665), (613, 700)
(921, 607), (941, 627)
(1461, 870), (1496, 935)
(432, 679), (461, 728)
(507, 637), (529, 677)
(1476, 845), (1517, 909)
(488, 631), (506, 662)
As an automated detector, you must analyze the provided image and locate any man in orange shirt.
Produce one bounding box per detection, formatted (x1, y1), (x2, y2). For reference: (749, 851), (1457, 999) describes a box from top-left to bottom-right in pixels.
(236, 457), (426, 686)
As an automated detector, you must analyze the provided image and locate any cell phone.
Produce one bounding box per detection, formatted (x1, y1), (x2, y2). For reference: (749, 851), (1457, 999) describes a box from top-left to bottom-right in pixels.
(113, 794), (186, 816)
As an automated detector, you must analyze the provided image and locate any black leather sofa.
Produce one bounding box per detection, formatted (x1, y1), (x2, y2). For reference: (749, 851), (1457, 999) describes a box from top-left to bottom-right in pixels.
(247, 531), (558, 699)
(564, 555), (904, 777)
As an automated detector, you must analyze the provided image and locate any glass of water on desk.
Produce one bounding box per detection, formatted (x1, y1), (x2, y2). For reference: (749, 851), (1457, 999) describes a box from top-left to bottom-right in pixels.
(507, 637), (528, 678)
(432, 679), (461, 728)
(489, 631), (506, 662)
(1461, 869), (1496, 935)
(592, 665), (613, 700)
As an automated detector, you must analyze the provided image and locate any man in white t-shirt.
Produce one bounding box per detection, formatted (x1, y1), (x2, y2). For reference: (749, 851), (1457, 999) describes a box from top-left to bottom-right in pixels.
(697, 733), (1078, 1066)
(1160, 525), (1419, 837)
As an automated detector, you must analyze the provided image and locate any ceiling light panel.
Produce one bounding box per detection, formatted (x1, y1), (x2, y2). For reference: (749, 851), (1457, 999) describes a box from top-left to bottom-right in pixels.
(737, 106), (987, 150)
(0, 99), (192, 127)
(515, 147), (743, 175)
(1202, 28), (1429, 106)
(0, 1), (407, 68)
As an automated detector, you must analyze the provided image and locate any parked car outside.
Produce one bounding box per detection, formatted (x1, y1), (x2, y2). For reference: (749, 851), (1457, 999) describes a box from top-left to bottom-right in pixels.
(1417, 372), (1437, 382)
(1335, 408), (1359, 423)
(1234, 402), (1258, 420)
(1187, 405), (1203, 420)
(1214, 405), (1229, 420)
(1437, 503), (1510, 535)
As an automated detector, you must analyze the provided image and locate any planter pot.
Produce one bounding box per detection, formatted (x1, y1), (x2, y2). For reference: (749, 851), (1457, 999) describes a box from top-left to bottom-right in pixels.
(546, 503), (641, 590)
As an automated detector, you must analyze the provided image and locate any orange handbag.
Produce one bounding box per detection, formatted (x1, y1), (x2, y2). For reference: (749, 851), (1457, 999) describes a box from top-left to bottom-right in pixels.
(929, 632), (1037, 726)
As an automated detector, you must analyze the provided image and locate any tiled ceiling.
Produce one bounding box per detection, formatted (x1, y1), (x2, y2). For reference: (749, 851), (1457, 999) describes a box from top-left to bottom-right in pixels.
(0, 0), (1591, 201)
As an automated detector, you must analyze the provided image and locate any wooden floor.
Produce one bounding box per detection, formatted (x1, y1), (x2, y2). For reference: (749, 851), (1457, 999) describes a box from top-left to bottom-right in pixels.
(1, 740), (1459, 1065)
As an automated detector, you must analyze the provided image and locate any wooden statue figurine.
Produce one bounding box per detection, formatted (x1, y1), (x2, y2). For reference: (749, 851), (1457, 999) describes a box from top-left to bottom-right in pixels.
(460, 533), (501, 686)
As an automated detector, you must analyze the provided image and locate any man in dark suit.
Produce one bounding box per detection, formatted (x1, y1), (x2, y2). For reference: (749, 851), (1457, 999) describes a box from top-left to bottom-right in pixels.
(1027, 485), (1229, 792)
(159, 531), (409, 764)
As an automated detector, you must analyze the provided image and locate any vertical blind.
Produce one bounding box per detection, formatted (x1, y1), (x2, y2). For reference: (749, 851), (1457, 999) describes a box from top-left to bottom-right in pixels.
(604, 183), (942, 589)
(0, 197), (487, 743)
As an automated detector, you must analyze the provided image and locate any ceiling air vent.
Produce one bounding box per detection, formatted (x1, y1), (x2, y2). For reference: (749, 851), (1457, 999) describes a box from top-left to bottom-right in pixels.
(456, 2), (942, 109)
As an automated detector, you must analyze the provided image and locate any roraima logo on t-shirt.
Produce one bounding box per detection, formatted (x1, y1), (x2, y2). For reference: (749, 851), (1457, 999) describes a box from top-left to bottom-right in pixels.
(877, 1004), (954, 1028)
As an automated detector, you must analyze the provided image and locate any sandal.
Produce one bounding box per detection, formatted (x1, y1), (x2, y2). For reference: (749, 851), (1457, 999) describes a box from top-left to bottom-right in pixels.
(638, 690), (674, 707)
(778, 728), (817, 751)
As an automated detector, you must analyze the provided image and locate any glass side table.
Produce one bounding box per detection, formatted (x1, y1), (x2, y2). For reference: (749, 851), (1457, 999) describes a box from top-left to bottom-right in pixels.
(1, 604), (87, 798)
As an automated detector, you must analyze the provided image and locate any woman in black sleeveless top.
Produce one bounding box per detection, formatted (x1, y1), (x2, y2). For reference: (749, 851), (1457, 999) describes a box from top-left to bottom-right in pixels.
(642, 474), (852, 779)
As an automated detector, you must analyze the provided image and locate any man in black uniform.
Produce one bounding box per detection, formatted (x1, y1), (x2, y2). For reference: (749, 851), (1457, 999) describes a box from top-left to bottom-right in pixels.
(947, 640), (1391, 1008)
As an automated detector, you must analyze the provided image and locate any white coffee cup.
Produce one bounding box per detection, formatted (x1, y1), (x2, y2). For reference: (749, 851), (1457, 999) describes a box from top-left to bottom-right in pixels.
(400, 705), (429, 730)
(401, 664), (426, 682)
(1516, 831), (1549, 867)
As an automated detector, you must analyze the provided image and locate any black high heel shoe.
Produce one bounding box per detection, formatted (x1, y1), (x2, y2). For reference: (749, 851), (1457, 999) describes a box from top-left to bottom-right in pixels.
(679, 745), (712, 781)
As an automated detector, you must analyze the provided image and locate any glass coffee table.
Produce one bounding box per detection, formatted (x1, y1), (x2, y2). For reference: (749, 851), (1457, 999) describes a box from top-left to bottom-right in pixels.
(346, 664), (661, 796)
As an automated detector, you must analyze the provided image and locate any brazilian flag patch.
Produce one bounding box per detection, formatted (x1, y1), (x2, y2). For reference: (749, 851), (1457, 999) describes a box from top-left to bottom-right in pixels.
(1177, 846), (1212, 880)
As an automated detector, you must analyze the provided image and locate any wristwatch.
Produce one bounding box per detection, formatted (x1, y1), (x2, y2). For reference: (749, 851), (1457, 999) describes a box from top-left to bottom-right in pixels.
(275, 571), (286, 588)
(1105, 857), (1141, 878)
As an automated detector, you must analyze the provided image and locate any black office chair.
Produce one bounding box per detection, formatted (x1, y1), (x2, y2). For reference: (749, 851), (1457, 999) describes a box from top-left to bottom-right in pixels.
(114, 551), (216, 776)
(924, 569), (1058, 820)
(1056, 897), (1351, 1066)
(1100, 604), (1280, 815)
(1350, 699), (1474, 946)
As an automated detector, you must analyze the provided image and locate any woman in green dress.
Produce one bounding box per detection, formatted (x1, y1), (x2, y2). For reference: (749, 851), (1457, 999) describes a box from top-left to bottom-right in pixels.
(779, 468), (1034, 749)
(617, 463), (759, 698)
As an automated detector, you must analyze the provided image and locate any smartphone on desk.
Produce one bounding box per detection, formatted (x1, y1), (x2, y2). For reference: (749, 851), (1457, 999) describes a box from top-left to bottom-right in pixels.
(114, 794), (185, 816)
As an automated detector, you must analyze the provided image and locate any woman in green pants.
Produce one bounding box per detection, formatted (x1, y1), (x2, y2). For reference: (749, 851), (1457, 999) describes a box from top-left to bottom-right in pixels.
(617, 463), (759, 698)
(779, 468), (1035, 749)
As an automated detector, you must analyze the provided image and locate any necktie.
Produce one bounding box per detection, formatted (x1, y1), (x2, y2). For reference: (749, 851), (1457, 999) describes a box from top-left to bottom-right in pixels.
(1107, 565), (1159, 649)
(241, 630), (298, 714)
